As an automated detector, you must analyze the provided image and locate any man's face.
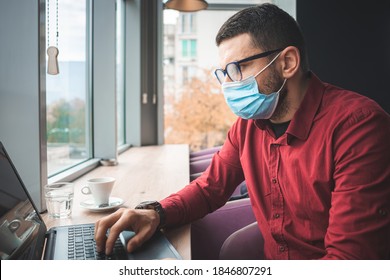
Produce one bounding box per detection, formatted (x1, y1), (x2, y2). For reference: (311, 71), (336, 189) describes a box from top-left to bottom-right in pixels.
(218, 33), (283, 95)
(218, 33), (289, 121)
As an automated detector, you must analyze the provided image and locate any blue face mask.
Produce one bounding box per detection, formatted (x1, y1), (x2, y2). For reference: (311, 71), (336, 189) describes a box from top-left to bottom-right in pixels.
(222, 52), (286, 120)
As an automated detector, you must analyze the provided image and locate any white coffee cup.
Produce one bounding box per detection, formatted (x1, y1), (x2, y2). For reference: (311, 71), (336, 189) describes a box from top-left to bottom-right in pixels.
(81, 177), (116, 207)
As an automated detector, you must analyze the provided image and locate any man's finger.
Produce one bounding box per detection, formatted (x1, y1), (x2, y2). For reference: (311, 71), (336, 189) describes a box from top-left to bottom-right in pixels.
(94, 209), (126, 253)
(126, 225), (156, 253)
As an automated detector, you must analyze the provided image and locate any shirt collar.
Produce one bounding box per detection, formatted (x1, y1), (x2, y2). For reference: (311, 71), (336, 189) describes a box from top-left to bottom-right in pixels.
(254, 72), (325, 142)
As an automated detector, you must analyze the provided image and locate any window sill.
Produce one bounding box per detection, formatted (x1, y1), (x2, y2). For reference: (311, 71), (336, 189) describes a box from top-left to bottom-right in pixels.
(48, 145), (132, 184)
(48, 158), (100, 184)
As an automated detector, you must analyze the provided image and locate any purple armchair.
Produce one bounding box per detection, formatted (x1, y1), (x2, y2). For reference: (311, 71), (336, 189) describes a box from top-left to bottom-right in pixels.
(189, 147), (248, 201)
(219, 221), (264, 259)
(191, 198), (264, 260)
(189, 147), (216, 181)
(190, 146), (222, 159)
(190, 158), (212, 175)
(190, 153), (214, 162)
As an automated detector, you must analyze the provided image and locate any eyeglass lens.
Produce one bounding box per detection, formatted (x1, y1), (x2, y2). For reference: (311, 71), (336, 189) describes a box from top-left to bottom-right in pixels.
(215, 63), (242, 84)
(215, 69), (226, 84)
(226, 63), (241, 82)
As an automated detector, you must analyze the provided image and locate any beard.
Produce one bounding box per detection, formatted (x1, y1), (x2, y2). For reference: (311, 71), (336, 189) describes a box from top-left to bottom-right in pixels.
(258, 66), (289, 122)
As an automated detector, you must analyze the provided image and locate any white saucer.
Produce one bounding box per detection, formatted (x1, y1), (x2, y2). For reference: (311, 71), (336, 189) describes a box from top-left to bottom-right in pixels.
(80, 197), (124, 212)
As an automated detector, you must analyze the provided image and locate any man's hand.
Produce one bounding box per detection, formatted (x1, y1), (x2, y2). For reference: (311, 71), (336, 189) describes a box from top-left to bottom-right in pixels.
(94, 208), (160, 255)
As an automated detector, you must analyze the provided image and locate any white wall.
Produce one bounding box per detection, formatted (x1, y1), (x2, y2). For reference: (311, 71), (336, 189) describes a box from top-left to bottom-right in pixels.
(196, 10), (236, 72)
(0, 0), (46, 210)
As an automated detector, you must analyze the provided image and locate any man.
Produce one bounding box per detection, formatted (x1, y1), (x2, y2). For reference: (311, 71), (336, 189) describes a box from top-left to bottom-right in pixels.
(95, 4), (390, 259)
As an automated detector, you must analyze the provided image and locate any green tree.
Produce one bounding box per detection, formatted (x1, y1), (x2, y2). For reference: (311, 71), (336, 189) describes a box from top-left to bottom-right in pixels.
(47, 98), (86, 144)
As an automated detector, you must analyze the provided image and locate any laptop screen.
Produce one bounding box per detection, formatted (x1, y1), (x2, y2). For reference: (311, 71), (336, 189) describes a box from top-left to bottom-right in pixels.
(0, 142), (47, 260)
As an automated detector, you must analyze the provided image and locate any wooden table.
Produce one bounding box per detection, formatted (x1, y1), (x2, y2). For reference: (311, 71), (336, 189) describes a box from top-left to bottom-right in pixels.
(42, 144), (191, 259)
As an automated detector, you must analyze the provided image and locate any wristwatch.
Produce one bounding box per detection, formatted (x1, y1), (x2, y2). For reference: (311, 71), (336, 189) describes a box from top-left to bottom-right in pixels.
(135, 200), (166, 230)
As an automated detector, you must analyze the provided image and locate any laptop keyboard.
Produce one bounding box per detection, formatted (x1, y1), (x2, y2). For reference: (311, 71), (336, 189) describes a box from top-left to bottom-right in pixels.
(67, 224), (127, 260)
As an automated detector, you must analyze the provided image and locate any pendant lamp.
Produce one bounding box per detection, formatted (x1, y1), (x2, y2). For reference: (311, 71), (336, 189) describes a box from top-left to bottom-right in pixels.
(165, 0), (208, 12)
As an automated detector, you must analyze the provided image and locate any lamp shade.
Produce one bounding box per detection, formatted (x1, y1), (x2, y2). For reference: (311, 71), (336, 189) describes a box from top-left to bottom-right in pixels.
(165, 0), (208, 12)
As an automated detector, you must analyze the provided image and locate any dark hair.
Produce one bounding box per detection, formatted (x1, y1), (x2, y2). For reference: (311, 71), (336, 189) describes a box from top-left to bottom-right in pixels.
(216, 3), (309, 72)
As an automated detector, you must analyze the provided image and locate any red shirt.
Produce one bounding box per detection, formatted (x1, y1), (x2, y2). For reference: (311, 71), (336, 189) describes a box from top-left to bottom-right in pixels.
(160, 73), (390, 259)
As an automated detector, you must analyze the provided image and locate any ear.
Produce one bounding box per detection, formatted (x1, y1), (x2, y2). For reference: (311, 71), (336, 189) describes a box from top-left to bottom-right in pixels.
(280, 46), (300, 79)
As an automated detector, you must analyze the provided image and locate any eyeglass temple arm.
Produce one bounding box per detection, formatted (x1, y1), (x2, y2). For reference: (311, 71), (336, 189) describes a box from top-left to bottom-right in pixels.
(237, 48), (284, 64)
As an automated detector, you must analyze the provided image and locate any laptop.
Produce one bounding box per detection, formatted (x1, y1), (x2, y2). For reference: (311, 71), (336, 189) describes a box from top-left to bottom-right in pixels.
(0, 141), (182, 260)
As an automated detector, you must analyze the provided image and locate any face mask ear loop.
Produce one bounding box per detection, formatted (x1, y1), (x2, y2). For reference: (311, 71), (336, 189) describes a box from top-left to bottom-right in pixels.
(277, 78), (287, 93)
(253, 51), (283, 78)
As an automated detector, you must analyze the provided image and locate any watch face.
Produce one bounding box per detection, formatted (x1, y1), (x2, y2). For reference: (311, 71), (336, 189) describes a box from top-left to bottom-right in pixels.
(136, 201), (159, 209)
(144, 201), (158, 207)
(143, 201), (158, 205)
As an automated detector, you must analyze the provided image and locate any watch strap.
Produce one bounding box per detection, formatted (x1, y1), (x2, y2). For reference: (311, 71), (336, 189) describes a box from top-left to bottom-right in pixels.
(135, 201), (166, 229)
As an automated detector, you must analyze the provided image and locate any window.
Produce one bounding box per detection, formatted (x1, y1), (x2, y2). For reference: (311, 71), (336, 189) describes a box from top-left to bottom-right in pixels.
(164, 9), (238, 152)
(181, 39), (197, 58)
(116, 0), (126, 147)
(180, 13), (196, 34)
(163, 1), (295, 152)
(181, 66), (198, 85)
(182, 66), (188, 83)
(181, 40), (188, 57)
(190, 39), (197, 57)
(46, 0), (91, 176)
(1, 0), (147, 211)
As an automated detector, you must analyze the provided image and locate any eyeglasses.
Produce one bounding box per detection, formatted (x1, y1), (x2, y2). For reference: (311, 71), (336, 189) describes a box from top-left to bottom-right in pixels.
(214, 48), (283, 84)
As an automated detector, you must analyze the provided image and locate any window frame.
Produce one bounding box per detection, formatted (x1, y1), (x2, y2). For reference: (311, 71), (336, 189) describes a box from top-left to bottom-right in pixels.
(45, 0), (94, 180)
(48, 0), (123, 183)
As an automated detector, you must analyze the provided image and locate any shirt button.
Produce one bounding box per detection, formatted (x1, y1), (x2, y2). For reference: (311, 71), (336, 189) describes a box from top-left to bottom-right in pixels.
(378, 209), (388, 216)
(279, 246), (285, 252)
(273, 213), (280, 219)
(272, 178), (277, 184)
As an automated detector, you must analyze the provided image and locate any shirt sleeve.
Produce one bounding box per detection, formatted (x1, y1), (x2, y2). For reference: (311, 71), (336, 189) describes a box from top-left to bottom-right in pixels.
(321, 106), (390, 259)
(160, 119), (245, 227)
